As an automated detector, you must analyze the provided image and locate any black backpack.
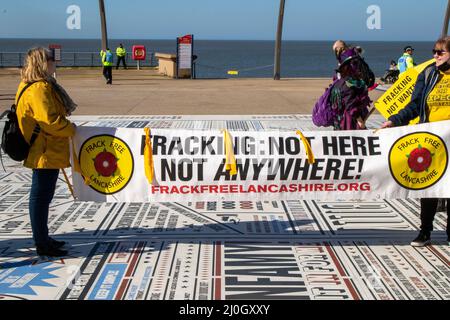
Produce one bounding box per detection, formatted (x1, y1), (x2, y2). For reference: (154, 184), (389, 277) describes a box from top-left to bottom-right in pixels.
(1, 82), (41, 162)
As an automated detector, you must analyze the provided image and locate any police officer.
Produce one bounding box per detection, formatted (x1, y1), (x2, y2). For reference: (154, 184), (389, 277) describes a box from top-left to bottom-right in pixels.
(116, 44), (127, 70)
(397, 46), (415, 73)
(100, 48), (113, 84)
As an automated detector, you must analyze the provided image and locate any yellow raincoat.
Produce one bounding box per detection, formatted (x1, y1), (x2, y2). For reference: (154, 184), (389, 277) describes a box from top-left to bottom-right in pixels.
(15, 81), (76, 169)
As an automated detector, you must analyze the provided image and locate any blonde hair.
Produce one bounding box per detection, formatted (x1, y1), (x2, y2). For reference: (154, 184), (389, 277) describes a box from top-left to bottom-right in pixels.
(332, 40), (348, 59)
(21, 47), (52, 83)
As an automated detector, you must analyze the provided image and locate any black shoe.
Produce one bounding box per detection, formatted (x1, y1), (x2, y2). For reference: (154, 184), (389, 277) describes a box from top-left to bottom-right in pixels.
(49, 237), (66, 249)
(410, 231), (431, 247)
(36, 246), (68, 257)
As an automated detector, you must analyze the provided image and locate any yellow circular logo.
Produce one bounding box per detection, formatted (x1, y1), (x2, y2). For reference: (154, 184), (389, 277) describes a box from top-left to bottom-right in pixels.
(389, 132), (448, 190)
(79, 135), (134, 195)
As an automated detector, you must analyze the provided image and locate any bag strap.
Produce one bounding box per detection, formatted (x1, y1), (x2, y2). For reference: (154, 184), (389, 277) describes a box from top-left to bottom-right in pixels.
(29, 125), (41, 146)
(15, 81), (41, 146)
(0, 81), (37, 119)
(15, 81), (37, 106)
(0, 82), (37, 119)
(424, 66), (433, 85)
(0, 109), (8, 120)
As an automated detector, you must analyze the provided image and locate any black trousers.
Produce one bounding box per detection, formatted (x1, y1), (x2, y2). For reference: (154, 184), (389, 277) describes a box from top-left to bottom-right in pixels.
(103, 66), (112, 83)
(420, 198), (449, 237)
(116, 56), (127, 69)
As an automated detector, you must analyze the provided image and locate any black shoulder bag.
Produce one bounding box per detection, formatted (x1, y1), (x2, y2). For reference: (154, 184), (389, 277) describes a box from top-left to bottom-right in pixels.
(0, 82), (41, 162)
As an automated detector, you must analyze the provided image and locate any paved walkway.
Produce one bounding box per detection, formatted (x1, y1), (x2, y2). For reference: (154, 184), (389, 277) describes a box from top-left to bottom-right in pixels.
(0, 68), (383, 116)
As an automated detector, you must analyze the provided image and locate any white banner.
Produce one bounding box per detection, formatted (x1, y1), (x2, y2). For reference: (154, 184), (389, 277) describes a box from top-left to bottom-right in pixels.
(71, 120), (450, 202)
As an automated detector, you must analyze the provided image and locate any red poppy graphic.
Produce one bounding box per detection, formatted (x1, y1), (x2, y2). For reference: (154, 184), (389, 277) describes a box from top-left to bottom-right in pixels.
(94, 150), (118, 177)
(407, 145), (433, 173)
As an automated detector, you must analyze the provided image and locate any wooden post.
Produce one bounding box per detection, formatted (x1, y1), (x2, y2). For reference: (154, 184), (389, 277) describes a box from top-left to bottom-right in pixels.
(273, 0), (286, 80)
(99, 0), (108, 50)
(443, 0), (450, 36)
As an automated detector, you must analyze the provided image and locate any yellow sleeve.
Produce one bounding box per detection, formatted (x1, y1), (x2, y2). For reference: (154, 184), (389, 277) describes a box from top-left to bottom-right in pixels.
(406, 56), (414, 69)
(31, 83), (75, 138)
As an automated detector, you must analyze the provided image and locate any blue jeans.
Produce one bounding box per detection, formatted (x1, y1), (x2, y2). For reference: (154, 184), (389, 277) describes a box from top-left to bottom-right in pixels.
(29, 169), (59, 247)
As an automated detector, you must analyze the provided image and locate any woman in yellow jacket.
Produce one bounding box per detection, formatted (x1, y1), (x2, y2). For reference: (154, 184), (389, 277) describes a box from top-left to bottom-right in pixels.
(16, 47), (76, 257)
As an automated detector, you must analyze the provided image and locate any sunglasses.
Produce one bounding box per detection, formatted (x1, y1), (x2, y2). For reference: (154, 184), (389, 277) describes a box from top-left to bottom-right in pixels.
(433, 49), (448, 56)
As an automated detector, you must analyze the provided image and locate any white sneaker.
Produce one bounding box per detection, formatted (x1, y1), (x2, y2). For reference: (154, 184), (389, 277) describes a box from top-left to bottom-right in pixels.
(410, 232), (431, 247)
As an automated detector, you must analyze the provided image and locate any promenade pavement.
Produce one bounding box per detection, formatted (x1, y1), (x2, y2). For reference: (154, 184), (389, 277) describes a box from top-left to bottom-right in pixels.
(0, 68), (383, 116)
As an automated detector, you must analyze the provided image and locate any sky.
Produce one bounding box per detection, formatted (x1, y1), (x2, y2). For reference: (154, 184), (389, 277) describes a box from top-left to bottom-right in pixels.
(0, 0), (447, 41)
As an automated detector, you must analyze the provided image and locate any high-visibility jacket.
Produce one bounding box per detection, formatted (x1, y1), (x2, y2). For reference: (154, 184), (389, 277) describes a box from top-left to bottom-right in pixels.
(100, 50), (113, 67)
(116, 47), (126, 57)
(398, 53), (414, 73)
(16, 81), (76, 169)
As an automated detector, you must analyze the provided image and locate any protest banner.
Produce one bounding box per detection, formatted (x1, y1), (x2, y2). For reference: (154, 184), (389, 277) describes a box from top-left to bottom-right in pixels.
(374, 59), (435, 124)
(71, 120), (450, 202)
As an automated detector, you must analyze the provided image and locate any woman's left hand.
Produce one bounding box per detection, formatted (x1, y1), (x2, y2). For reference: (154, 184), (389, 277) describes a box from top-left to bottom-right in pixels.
(381, 120), (393, 128)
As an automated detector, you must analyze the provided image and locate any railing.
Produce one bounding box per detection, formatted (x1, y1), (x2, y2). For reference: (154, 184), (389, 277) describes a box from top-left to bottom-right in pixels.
(0, 52), (157, 68)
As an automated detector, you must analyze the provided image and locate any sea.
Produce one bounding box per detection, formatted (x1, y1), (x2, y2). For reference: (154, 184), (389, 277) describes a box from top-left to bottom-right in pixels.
(0, 39), (435, 79)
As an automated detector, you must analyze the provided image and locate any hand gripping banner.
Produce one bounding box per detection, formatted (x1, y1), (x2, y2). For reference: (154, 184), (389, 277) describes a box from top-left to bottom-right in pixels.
(71, 121), (450, 202)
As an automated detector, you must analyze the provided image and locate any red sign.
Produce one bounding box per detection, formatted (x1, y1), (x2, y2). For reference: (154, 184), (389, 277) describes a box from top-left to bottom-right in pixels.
(178, 35), (193, 45)
(49, 44), (62, 62)
(132, 45), (146, 60)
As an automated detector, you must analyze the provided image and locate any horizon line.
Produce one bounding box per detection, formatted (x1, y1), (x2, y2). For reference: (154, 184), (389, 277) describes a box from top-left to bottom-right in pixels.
(0, 37), (435, 42)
